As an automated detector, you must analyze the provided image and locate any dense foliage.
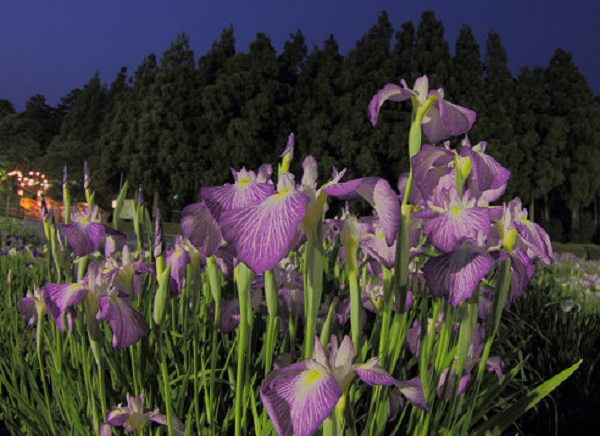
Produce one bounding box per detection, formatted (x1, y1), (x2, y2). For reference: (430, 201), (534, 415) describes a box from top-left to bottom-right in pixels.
(1, 10), (599, 240)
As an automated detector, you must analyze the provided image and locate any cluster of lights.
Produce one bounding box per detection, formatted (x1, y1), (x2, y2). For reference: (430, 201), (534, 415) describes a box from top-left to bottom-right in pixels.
(7, 169), (51, 197)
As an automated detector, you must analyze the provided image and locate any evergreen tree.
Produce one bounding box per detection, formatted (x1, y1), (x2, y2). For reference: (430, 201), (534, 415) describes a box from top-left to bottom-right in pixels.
(278, 29), (308, 140)
(394, 21), (416, 82)
(546, 49), (600, 233)
(0, 99), (15, 119)
(195, 26), (237, 188)
(331, 11), (395, 180)
(414, 10), (452, 89)
(451, 25), (484, 113)
(295, 34), (343, 176)
(479, 30), (519, 197)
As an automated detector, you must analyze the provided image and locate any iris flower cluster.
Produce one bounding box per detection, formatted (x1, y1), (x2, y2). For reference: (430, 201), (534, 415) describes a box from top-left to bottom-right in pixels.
(15, 74), (554, 435)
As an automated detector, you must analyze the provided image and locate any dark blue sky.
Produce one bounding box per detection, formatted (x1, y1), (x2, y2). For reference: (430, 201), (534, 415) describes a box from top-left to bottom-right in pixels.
(1, 0), (598, 111)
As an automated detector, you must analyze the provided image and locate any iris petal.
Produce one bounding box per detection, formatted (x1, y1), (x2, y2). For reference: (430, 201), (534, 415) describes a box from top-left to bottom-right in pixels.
(201, 182), (274, 220)
(422, 247), (493, 306)
(61, 221), (105, 257)
(353, 357), (397, 386)
(324, 177), (399, 246)
(180, 202), (223, 257)
(260, 359), (342, 436)
(368, 83), (414, 126)
(45, 283), (88, 313)
(97, 292), (148, 350)
(219, 191), (309, 274)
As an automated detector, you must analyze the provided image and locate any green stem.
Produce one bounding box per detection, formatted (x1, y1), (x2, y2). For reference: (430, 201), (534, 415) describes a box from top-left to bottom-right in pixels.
(303, 240), (323, 359)
(264, 269), (278, 375)
(235, 263), (253, 436)
(349, 268), (361, 354)
(159, 334), (174, 436)
(36, 313), (56, 434)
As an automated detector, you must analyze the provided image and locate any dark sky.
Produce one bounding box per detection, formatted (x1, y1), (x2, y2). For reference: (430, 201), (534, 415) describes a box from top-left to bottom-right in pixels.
(1, 0), (598, 111)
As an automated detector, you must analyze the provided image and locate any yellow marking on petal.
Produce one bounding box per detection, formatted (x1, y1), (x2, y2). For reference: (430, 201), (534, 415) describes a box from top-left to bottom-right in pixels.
(305, 369), (323, 385)
(450, 206), (462, 216)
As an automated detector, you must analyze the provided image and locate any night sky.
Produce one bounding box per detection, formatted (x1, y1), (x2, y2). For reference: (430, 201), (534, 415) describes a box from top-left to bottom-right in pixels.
(1, 0), (598, 111)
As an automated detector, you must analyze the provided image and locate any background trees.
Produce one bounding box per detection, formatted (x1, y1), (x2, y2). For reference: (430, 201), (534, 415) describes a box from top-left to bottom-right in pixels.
(2, 10), (599, 241)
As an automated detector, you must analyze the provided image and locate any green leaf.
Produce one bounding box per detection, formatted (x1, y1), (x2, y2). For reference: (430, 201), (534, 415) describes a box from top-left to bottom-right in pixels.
(474, 359), (582, 434)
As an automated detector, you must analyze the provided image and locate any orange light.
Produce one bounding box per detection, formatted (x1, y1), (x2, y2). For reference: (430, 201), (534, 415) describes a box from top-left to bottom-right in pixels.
(111, 200), (117, 209)
(17, 190), (23, 196)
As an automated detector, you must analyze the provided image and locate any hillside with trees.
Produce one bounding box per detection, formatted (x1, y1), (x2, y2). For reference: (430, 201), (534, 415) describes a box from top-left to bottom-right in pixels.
(1, 10), (599, 242)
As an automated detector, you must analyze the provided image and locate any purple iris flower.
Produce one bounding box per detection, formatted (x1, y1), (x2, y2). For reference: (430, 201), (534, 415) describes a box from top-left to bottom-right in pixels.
(508, 198), (554, 265)
(103, 245), (155, 298)
(369, 75), (476, 143)
(461, 138), (510, 204)
(211, 288), (263, 333)
(422, 242), (494, 307)
(219, 173), (310, 275)
(260, 336), (427, 436)
(45, 262), (147, 349)
(323, 177), (400, 247)
(18, 285), (47, 326)
(60, 205), (126, 257)
(100, 392), (190, 435)
(360, 219), (397, 269)
(165, 235), (199, 296)
(180, 202), (223, 258)
(201, 166), (275, 221)
(416, 186), (490, 254)
(411, 143), (456, 204)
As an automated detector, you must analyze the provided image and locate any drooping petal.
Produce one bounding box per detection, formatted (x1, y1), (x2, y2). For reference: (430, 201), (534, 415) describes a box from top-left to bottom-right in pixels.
(422, 96), (476, 143)
(396, 377), (428, 410)
(219, 189), (310, 275)
(368, 83), (414, 126)
(44, 283), (88, 314)
(508, 248), (533, 304)
(18, 293), (40, 326)
(486, 356), (506, 379)
(97, 291), (148, 350)
(216, 298), (240, 333)
(324, 177), (400, 246)
(260, 359), (342, 436)
(147, 411), (188, 436)
(360, 225), (396, 269)
(353, 357), (398, 386)
(462, 141), (510, 203)
(405, 320), (422, 357)
(105, 408), (130, 427)
(411, 144), (456, 203)
(180, 202), (223, 257)
(422, 247), (493, 306)
(61, 221), (106, 257)
(167, 248), (191, 296)
(437, 369), (471, 400)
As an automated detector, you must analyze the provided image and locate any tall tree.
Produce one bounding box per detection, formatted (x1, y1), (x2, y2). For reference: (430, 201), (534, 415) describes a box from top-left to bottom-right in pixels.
(331, 11), (395, 180)
(0, 99), (15, 120)
(295, 34), (343, 176)
(451, 25), (484, 114)
(394, 21), (416, 82)
(414, 10), (452, 89)
(479, 30), (519, 197)
(546, 49), (600, 233)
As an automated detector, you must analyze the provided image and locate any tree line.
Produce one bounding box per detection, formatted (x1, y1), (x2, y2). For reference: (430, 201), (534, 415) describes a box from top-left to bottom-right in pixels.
(1, 10), (599, 242)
